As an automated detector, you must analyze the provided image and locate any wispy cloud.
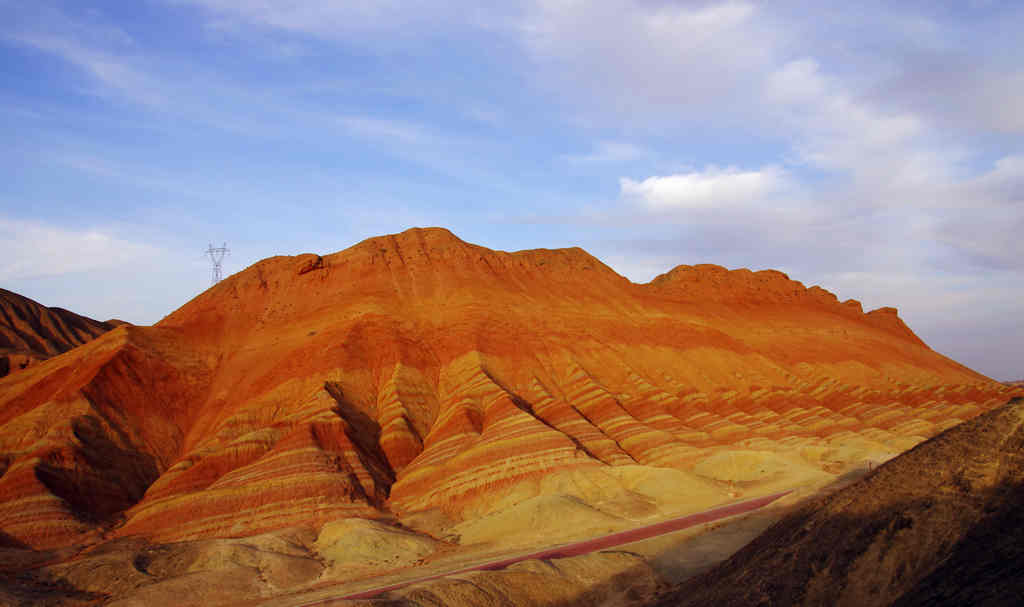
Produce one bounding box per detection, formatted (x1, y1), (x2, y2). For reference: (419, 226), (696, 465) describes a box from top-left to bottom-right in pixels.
(0, 218), (167, 281)
(335, 115), (436, 145)
(11, 33), (166, 107)
(168, 0), (493, 44)
(562, 141), (648, 165)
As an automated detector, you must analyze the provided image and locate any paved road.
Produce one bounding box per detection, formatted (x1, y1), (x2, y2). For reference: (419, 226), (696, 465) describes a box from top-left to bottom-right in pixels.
(301, 490), (791, 605)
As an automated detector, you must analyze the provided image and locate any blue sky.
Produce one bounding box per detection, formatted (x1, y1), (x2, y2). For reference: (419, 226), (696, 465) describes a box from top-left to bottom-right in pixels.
(1, 1), (1022, 380)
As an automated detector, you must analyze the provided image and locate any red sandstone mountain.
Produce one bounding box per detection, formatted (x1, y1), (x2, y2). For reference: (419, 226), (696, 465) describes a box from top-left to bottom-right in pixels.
(0, 227), (1018, 556)
(0, 289), (114, 378)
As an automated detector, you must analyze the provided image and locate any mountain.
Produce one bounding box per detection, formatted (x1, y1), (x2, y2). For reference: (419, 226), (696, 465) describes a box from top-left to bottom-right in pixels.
(0, 289), (114, 378)
(656, 394), (1024, 607)
(0, 227), (1016, 554)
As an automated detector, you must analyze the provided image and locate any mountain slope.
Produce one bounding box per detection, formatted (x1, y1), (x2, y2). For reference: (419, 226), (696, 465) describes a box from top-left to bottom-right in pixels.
(0, 227), (1017, 550)
(0, 289), (113, 377)
(657, 395), (1024, 607)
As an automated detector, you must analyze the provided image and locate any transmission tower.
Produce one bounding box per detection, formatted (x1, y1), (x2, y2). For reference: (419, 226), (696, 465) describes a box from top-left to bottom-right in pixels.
(205, 242), (229, 285)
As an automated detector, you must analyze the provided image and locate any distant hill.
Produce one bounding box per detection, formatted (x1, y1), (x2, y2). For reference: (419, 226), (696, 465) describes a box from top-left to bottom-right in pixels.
(657, 394), (1024, 607)
(0, 289), (115, 377)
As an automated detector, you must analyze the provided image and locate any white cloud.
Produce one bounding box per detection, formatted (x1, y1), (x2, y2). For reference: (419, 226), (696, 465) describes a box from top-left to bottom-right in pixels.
(620, 166), (787, 211)
(933, 155), (1024, 269)
(0, 218), (166, 281)
(529, 2), (1021, 293)
(759, 56), (941, 191)
(972, 72), (1024, 133)
(514, 1), (962, 190)
(762, 58), (826, 105)
(965, 154), (1024, 203)
(517, 0), (780, 125)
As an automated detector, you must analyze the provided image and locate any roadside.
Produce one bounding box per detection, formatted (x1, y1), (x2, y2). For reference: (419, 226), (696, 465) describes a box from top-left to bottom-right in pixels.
(292, 491), (791, 606)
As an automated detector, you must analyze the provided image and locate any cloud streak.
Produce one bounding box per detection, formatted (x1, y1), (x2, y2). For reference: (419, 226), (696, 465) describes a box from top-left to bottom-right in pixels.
(563, 141), (648, 165)
(0, 218), (166, 281)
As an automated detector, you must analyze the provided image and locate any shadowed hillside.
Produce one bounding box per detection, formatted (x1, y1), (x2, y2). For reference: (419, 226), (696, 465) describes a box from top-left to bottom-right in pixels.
(657, 395), (1024, 607)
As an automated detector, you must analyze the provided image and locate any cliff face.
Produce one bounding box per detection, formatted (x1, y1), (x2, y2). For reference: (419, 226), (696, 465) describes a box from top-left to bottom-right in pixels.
(658, 396), (1024, 607)
(0, 289), (113, 377)
(0, 227), (1017, 550)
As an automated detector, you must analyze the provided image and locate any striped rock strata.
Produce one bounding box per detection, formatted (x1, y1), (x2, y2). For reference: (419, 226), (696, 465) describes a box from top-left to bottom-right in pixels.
(0, 289), (114, 378)
(0, 227), (1019, 549)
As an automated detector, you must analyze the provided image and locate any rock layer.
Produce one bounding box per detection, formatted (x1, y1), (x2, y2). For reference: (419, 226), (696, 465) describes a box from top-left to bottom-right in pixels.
(0, 227), (1018, 550)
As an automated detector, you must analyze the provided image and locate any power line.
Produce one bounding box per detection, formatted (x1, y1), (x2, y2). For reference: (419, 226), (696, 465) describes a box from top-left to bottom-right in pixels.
(205, 242), (229, 285)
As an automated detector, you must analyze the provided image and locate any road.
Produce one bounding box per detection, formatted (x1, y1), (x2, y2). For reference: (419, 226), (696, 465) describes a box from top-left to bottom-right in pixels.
(299, 490), (792, 605)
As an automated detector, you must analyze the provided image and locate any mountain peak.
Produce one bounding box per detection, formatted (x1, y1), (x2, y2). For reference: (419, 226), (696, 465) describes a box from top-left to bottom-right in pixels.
(161, 228), (629, 333)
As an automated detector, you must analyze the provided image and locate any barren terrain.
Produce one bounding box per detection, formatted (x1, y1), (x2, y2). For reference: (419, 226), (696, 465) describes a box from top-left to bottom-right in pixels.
(0, 228), (1019, 605)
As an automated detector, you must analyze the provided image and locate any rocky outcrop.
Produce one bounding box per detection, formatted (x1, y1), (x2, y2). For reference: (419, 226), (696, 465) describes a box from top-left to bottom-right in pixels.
(657, 396), (1024, 607)
(0, 228), (1018, 553)
(0, 289), (114, 377)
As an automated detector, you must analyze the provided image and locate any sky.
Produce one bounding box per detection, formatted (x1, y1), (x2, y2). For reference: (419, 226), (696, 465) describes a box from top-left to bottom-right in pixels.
(1, 1), (1022, 380)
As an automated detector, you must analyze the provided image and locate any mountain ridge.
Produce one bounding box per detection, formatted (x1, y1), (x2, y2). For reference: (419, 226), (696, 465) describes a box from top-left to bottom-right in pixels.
(166, 228), (927, 347)
(0, 288), (114, 378)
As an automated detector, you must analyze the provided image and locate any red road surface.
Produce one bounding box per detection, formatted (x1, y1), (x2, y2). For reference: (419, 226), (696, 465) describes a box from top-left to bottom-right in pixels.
(300, 490), (791, 605)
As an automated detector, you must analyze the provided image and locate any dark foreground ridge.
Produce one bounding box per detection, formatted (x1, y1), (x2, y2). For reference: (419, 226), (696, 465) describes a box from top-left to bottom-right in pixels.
(657, 396), (1024, 607)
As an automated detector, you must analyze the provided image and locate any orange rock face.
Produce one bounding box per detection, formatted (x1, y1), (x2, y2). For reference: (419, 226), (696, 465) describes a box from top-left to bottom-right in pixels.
(0, 228), (1018, 549)
(0, 289), (114, 378)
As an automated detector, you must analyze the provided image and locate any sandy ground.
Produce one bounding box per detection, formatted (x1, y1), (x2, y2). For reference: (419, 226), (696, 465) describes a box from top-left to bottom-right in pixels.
(2, 456), (877, 607)
(259, 469), (866, 607)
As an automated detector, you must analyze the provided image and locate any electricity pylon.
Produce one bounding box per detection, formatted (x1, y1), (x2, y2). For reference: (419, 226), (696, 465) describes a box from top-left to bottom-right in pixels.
(205, 242), (229, 285)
